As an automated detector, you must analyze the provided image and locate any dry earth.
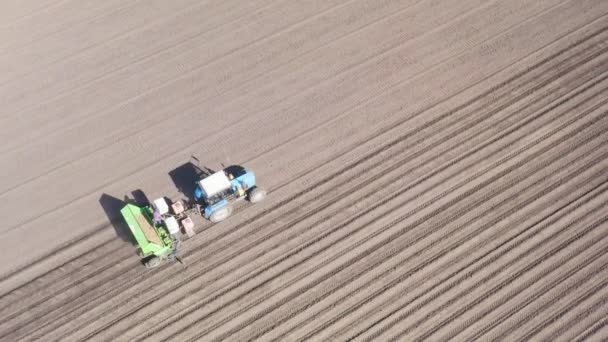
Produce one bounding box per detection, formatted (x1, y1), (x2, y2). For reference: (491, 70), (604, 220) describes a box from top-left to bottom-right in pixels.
(1, 0), (608, 341)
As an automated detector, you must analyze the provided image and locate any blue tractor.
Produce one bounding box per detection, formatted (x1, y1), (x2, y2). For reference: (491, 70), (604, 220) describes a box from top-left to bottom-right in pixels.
(193, 164), (266, 222)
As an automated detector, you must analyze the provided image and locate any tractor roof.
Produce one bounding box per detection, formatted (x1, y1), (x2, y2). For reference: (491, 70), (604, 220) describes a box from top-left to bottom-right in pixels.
(199, 170), (232, 197)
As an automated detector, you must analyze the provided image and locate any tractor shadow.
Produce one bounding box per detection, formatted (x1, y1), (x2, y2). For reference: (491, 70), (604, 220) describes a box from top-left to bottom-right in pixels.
(99, 190), (151, 246)
(169, 160), (215, 203)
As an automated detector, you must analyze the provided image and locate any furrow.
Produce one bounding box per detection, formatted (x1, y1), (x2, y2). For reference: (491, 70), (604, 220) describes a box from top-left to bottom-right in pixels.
(19, 28), (608, 340)
(311, 177), (608, 341)
(351, 179), (608, 341)
(92, 46), (608, 342)
(173, 97), (608, 340)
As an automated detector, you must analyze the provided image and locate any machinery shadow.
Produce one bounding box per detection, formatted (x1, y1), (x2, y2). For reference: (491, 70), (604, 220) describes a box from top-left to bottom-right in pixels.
(130, 189), (150, 206)
(99, 191), (149, 246)
(169, 160), (215, 203)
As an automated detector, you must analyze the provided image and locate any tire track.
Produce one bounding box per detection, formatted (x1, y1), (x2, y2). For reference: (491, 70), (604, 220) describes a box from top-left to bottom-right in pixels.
(8, 20), (604, 340)
(0, 0), (278, 94)
(346, 111), (608, 340)
(255, 144), (608, 341)
(438, 232), (608, 341)
(189, 17), (608, 266)
(153, 87), (608, 340)
(0, 0), (144, 54)
(0, 0), (512, 328)
(541, 290), (608, 341)
(373, 217), (608, 342)
(0, 223), (112, 291)
(380, 147), (608, 340)
(2, 6), (592, 296)
(0, 237), (126, 321)
(81, 35), (608, 342)
(263, 16), (608, 196)
(0, 246), (138, 339)
(1, 0), (568, 203)
(0, 0), (428, 200)
(523, 282), (608, 341)
(0, 0), (414, 153)
(202, 119), (608, 342)
(493, 267), (608, 341)
(240, 52), (608, 342)
(5, 16), (608, 342)
(420, 225), (608, 342)
(0, 0), (69, 28)
(389, 214), (608, 342)
(351, 179), (608, 341)
(5, 10), (608, 340)
(466, 255), (608, 341)
(1, 0), (600, 264)
(0, 12), (605, 294)
(268, 76), (608, 340)
(0, 0), (421, 289)
(7, 24), (604, 334)
(137, 97), (604, 342)
(172, 93), (608, 340)
(315, 177), (608, 341)
(0, 0), (495, 195)
(572, 316), (608, 342)
(1, 1), (556, 298)
(0, 0), (348, 133)
(528, 278), (608, 342)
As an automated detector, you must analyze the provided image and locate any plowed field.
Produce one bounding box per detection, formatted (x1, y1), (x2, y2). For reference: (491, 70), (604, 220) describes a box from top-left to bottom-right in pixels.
(1, 1), (608, 341)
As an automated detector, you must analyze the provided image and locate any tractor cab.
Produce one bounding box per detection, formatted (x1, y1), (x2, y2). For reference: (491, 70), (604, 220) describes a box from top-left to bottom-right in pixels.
(193, 165), (265, 222)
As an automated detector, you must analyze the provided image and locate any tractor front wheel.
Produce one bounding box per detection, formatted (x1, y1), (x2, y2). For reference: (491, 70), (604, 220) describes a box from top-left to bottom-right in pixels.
(209, 205), (233, 223)
(248, 187), (266, 203)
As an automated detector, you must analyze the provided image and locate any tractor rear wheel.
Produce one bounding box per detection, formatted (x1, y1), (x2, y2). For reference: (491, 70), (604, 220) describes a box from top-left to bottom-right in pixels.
(210, 205), (233, 223)
(144, 256), (161, 269)
(248, 187), (266, 203)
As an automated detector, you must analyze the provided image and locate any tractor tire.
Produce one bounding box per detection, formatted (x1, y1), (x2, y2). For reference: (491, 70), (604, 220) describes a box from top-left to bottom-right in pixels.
(144, 256), (161, 269)
(209, 205), (233, 223)
(248, 187), (266, 203)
